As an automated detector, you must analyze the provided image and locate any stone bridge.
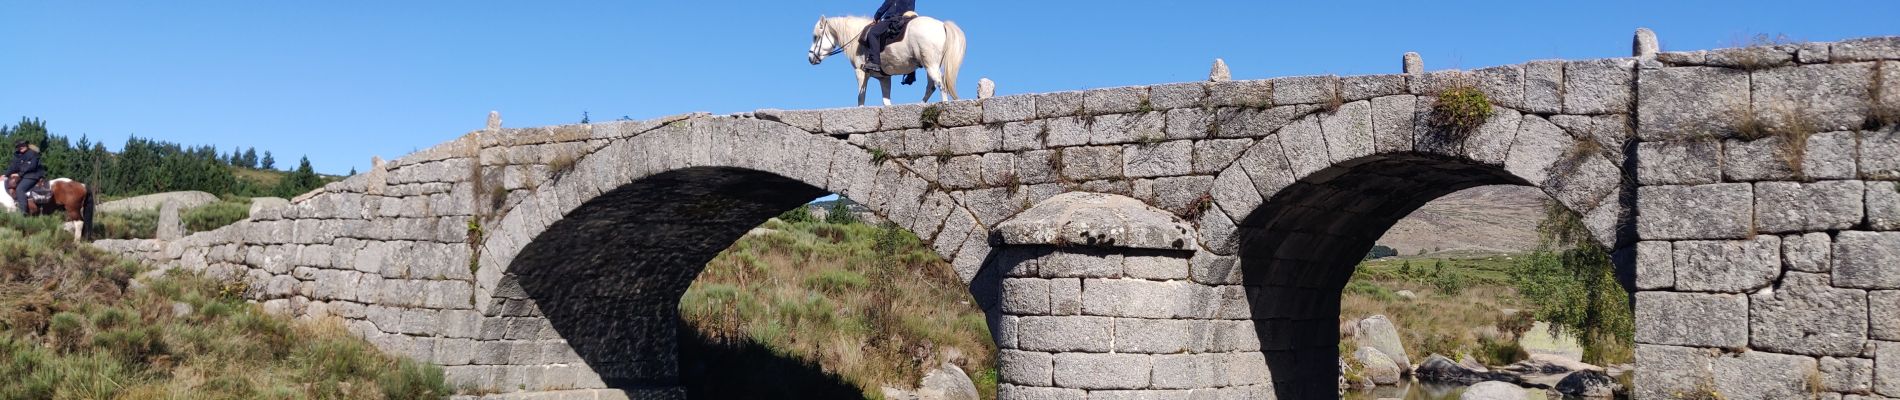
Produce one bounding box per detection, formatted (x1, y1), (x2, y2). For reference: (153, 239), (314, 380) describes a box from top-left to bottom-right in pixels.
(97, 31), (1900, 399)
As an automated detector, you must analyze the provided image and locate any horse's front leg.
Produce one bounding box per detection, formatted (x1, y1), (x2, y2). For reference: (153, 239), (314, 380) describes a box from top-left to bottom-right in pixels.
(855, 69), (870, 107)
(878, 76), (894, 106)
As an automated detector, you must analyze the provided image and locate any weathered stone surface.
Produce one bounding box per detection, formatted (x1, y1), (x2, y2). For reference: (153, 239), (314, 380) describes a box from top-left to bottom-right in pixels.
(1000, 350), (1054, 386)
(1783, 232), (1833, 273)
(1875, 291), (1900, 341)
(1191, 139), (1250, 175)
(1370, 94), (1417, 154)
(1524, 60), (1564, 114)
(1881, 341), (1900, 397)
(1505, 115), (1576, 185)
(1637, 140), (1721, 185)
(1755, 180), (1865, 233)
(1549, 114), (1631, 155)
(1672, 236), (1780, 293)
(1123, 141), (1193, 178)
(996, 192), (1196, 251)
(1150, 354), (1220, 389)
(1318, 100), (1375, 164)
(1752, 62), (1873, 131)
(1205, 80), (1271, 108)
(1277, 118), (1331, 178)
(1339, 74), (1406, 102)
(1832, 37), (1900, 61)
(1354, 346), (1401, 385)
(1052, 352), (1151, 390)
(1085, 86), (1149, 114)
(1556, 369), (1618, 398)
(1080, 279), (1201, 319)
(1836, 231), (1900, 289)
(1820, 356), (1876, 394)
(1356, 315), (1411, 369)
(978, 78), (998, 99)
(1634, 344), (1714, 400)
(1148, 82), (1206, 110)
(984, 94), (1036, 123)
(1636, 241), (1675, 290)
(1003, 278), (1052, 315)
(99, 190), (221, 214)
(1163, 108), (1211, 140)
(1708, 351), (1818, 399)
(1804, 131), (1862, 180)
(1869, 181), (1900, 231)
(822, 106), (880, 134)
(1271, 75), (1336, 105)
(1637, 66), (1750, 140)
(1017, 316), (1114, 353)
(1749, 272), (1869, 356)
(1123, 252), (1189, 281)
(1059, 146), (1123, 181)
(997, 385), (1086, 400)
(1635, 291), (1748, 347)
(1637, 184), (1754, 240)
(1092, 112), (1166, 145)
(1114, 318), (1202, 354)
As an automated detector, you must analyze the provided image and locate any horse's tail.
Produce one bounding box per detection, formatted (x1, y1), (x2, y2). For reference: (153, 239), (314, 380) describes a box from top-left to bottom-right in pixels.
(81, 184), (96, 240)
(940, 20), (966, 100)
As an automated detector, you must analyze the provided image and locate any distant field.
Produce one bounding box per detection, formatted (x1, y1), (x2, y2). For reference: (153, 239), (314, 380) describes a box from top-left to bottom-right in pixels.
(1342, 253), (1535, 367)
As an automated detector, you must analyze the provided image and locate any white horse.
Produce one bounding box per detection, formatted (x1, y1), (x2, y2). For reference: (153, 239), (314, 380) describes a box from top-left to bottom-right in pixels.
(808, 15), (966, 106)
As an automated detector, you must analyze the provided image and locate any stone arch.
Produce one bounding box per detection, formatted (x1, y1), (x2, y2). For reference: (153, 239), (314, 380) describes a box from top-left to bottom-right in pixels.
(467, 116), (995, 393)
(1197, 97), (1633, 397)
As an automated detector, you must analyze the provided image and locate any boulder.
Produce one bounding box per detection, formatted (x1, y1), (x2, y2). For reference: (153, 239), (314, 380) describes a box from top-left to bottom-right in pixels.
(1396, 290), (1418, 300)
(1355, 346), (1402, 385)
(99, 191), (219, 214)
(1555, 369), (1619, 398)
(916, 362), (978, 400)
(1460, 381), (1528, 400)
(1417, 354), (1517, 385)
(1357, 315), (1412, 369)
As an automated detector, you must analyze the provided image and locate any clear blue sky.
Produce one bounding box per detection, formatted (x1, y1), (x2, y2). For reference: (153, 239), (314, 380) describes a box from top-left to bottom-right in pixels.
(2, 1), (1895, 174)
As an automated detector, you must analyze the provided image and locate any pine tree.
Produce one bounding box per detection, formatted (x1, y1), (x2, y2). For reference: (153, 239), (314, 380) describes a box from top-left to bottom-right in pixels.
(261, 151), (276, 170)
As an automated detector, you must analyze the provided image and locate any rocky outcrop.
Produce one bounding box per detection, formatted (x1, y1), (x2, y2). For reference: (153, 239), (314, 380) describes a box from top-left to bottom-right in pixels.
(1354, 346), (1402, 385)
(1415, 355), (1519, 386)
(884, 363), (979, 400)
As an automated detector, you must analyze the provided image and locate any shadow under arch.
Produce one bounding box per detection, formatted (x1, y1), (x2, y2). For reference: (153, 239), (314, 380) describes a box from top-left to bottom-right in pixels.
(506, 166), (837, 391)
(1232, 153), (1628, 398)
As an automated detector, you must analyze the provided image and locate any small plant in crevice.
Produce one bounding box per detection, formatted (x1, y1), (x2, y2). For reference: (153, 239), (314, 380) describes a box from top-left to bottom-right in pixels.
(1724, 33), (1800, 71)
(869, 148), (892, 164)
(1322, 87), (1345, 114)
(920, 105), (944, 130)
(1137, 98), (1156, 113)
(545, 152), (580, 179)
(1181, 194), (1215, 221)
(1136, 132), (1166, 146)
(1429, 84), (1493, 137)
(1727, 101), (1820, 177)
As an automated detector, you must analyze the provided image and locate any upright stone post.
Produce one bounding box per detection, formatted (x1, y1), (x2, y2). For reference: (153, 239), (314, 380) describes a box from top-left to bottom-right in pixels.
(991, 193), (1271, 399)
(1402, 52), (1423, 75)
(1633, 28), (1659, 59)
(156, 200), (184, 241)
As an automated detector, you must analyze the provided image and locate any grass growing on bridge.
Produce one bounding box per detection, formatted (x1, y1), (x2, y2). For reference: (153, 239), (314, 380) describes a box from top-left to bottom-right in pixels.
(680, 216), (997, 400)
(0, 213), (449, 399)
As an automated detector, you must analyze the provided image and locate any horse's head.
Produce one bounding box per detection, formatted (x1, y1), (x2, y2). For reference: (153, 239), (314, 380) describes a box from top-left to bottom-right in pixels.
(808, 16), (838, 65)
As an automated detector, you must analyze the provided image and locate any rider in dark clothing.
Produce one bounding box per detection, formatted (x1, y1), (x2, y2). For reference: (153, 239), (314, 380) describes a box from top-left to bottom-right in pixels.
(859, 0), (916, 75)
(5, 140), (45, 215)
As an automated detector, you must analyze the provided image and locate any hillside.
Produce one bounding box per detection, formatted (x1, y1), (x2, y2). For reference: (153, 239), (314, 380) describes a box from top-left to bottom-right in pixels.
(1375, 185), (1551, 256)
(0, 213), (449, 399)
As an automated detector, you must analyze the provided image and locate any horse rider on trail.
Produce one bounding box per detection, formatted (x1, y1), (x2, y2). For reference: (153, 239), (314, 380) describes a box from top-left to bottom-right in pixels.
(6, 140), (46, 216)
(858, 0), (916, 76)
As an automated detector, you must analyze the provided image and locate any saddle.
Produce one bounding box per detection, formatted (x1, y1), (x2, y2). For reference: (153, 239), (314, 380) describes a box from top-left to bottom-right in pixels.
(4, 177), (52, 205)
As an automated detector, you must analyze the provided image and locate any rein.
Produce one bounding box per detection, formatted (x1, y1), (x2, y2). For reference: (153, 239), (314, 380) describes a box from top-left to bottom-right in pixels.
(820, 19), (864, 59)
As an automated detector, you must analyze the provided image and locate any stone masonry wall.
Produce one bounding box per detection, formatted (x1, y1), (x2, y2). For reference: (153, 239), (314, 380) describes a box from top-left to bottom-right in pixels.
(87, 33), (1900, 399)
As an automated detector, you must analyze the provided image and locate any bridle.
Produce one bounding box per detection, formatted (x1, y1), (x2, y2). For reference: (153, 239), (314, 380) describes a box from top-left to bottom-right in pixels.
(815, 17), (860, 59)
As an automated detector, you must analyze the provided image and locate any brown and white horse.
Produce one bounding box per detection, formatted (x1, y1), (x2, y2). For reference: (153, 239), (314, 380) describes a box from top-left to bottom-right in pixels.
(1, 177), (96, 240)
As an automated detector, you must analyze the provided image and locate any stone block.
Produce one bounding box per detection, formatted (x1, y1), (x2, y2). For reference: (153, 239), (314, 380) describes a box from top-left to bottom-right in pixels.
(1473, 65), (1526, 109)
(1206, 80), (1272, 108)
(1867, 129), (1900, 180)
(1092, 112), (1167, 145)
(1634, 344), (1715, 400)
(1191, 139), (1251, 175)
(1755, 180), (1866, 233)
(1017, 316), (1114, 353)
(1636, 241), (1675, 290)
(1524, 60), (1565, 113)
(1831, 37), (1900, 61)
(1637, 66), (1750, 141)
(1002, 120), (1046, 151)
(1059, 146), (1124, 182)
(1165, 108), (1211, 140)
(1052, 353), (1152, 390)
(1805, 131), (1862, 180)
(1550, 114), (1632, 154)
(1277, 118), (1330, 178)
(935, 100), (984, 127)
(1710, 350), (1819, 400)
(1752, 63), (1873, 131)
(1081, 278), (1202, 319)
(1208, 170), (1261, 232)
(1870, 181), (1900, 231)
(1874, 291), (1900, 341)
(1036, 91), (1086, 118)
(1124, 252), (1190, 281)
(1038, 249), (1123, 279)
(1270, 75), (1336, 105)
(1189, 252), (1242, 285)
(1113, 318), (1204, 354)
(1505, 115), (1577, 185)
(1151, 354), (1221, 389)
(1820, 356), (1876, 394)
(1784, 232), (1833, 273)
(998, 385), (1086, 400)
(1464, 108), (1522, 166)
(1085, 86), (1149, 114)
(1148, 82), (1207, 109)
(1883, 341), (1900, 397)
(1750, 272), (1869, 356)
(821, 107), (879, 134)
(1089, 390), (1191, 400)
(1672, 236), (1780, 293)
(1123, 141), (1193, 178)
(1003, 278), (1052, 315)
(1637, 140), (1721, 185)
(1339, 74), (1406, 102)
(1050, 278), (1082, 315)
(1370, 94), (1417, 154)
(1318, 100), (1375, 164)
(984, 94), (1037, 124)
(1217, 352), (1272, 386)
(879, 103), (928, 130)
(1637, 184), (1754, 240)
(999, 349), (1054, 386)
(939, 155), (985, 190)
(1635, 291), (1748, 347)
(1723, 135), (1800, 181)
(1835, 231), (1900, 289)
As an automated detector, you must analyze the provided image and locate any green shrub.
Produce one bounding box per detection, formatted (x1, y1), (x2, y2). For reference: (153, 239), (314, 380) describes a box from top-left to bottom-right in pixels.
(1431, 271), (1468, 296)
(183, 200), (251, 232)
(1431, 85), (1493, 135)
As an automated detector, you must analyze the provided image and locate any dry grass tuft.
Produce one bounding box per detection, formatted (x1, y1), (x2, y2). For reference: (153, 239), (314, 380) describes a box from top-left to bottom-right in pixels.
(1728, 101), (1820, 178)
(1430, 82), (1493, 137)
